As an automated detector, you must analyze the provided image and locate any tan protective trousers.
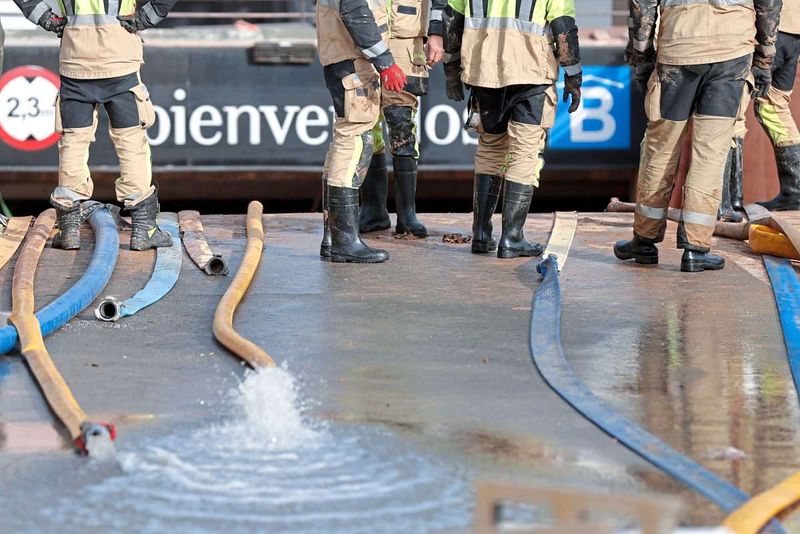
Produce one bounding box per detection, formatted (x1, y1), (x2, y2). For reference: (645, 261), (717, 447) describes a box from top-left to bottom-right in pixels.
(472, 85), (556, 186)
(324, 59), (382, 188)
(635, 57), (749, 251)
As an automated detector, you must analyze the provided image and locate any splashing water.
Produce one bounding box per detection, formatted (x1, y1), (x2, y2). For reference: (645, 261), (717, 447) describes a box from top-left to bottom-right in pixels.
(38, 367), (472, 533)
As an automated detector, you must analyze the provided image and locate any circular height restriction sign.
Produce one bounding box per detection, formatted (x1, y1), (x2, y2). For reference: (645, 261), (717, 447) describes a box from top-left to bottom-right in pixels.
(0, 66), (61, 151)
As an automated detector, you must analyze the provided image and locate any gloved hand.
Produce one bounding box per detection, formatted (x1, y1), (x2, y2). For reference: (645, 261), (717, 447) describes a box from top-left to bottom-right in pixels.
(444, 62), (464, 101)
(37, 9), (66, 37)
(752, 64), (772, 99)
(117, 11), (156, 33)
(633, 62), (656, 93)
(380, 64), (407, 93)
(563, 72), (582, 113)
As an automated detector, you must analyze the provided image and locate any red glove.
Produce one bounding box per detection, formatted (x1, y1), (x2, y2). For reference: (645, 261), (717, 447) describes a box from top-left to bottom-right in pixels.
(380, 64), (407, 93)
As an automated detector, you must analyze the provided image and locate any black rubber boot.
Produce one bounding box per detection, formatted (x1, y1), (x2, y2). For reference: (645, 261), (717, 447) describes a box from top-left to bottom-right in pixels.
(320, 178), (332, 258)
(471, 174), (502, 254)
(730, 137), (744, 212)
(51, 200), (82, 250)
(127, 188), (173, 251)
(613, 235), (659, 264)
(497, 181), (543, 259)
(359, 153), (391, 233)
(328, 185), (389, 263)
(758, 144), (800, 211)
(718, 144), (743, 223)
(393, 156), (428, 237)
(681, 250), (725, 272)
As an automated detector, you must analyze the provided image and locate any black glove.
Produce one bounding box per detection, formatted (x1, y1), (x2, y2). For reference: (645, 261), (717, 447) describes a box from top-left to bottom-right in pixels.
(633, 62), (656, 93)
(117, 11), (156, 33)
(563, 72), (582, 113)
(752, 64), (772, 99)
(37, 9), (66, 37)
(444, 62), (464, 102)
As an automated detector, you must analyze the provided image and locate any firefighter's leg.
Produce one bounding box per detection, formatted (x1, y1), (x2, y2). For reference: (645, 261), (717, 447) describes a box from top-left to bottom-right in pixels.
(323, 58), (388, 263)
(498, 85), (556, 259)
(359, 119), (391, 233)
(679, 55), (749, 272)
(617, 64), (696, 265)
(105, 80), (171, 250)
(719, 86), (750, 222)
(52, 90), (99, 250)
(472, 86), (509, 254)
(320, 148), (333, 257)
(756, 32), (800, 211)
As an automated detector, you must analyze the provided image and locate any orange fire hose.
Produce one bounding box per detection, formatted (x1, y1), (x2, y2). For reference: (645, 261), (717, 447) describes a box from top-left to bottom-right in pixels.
(212, 201), (275, 368)
(0, 216), (32, 271)
(6, 209), (115, 452)
(723, 472), (800, 533)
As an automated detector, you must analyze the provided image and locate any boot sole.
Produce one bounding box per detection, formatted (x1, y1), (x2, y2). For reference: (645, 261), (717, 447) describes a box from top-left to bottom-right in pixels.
(359, 221), (391, 233)
(497, 247), (544, 259)
(471, 242), (496, 254)
(320, 245), (331, 258)
(395, 224), (428, 238)
(330, 254), (388, 264)
(613, 249), (658, 265)
(681, 261), (725, 273)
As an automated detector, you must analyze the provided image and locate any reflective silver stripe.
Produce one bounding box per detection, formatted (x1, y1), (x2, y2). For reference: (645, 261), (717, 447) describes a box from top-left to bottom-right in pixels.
(464, 17), (546, 35)
(142, 3), (163, 24)
(564, 63), (582, 76)
(67, 14), (119, 25)
(681, 210), (716, 227)
(518, 0), (534, 20)
(662, 0), (752, 6)
(362, 41), (388, 58)
(470, 0), (484, 18)
(633, 38), (652, 53)
(636, 204), (668, 220)
(430, 8), (443, 21)
(108, 0), (120, 16)
(318, 0), (341, 9)
(63, 0), (74, 16)
(27, 2), (49, 23)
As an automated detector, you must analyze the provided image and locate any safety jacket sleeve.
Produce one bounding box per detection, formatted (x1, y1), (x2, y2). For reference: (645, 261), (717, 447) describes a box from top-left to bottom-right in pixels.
(429, 0), (448, 36)
(547, 0), (580, 75)
(442, 5), (465, 63)
(753, 0), (783, 68)
(626, 0), (659, 64)
(140, 0), (180, 25)
(12, 0), (51, 24)
(340, 0), (395, 71)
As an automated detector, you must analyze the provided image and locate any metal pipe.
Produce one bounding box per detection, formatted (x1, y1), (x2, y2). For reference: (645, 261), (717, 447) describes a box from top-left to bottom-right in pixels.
(213, 201), (275, 368)
(0, 205), (119, 354)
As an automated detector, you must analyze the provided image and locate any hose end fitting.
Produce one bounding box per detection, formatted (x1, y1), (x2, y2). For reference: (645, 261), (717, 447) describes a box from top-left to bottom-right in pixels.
(74, 421), (117, 455)
(95, 296), (122, 322)
(204, 254), (228, 276)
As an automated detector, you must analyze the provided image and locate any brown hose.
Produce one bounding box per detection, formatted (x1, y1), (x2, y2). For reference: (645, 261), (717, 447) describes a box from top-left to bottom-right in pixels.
(606, 198), (753, 240)
(6, 209), (87, 441)
(178, 210), (228, 275)
(212, 201), (275, 368)
(0, 216), (33, 271)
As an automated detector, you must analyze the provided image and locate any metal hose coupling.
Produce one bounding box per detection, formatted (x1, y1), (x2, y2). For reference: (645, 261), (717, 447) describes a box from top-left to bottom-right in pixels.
(95, 296), (123, 322)
(75, 421), (117, 454)
(204, 254), (228, 276)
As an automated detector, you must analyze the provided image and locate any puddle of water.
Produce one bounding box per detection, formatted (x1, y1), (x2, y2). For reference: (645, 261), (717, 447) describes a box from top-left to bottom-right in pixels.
(35, 367), (472, 533)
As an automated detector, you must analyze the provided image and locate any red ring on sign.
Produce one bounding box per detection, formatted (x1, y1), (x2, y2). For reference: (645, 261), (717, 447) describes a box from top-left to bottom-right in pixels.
(0, 65), (61, 152)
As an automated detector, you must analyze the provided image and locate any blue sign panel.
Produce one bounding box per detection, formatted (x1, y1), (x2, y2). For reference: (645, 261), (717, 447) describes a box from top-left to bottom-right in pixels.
(549, 65), (632, 151)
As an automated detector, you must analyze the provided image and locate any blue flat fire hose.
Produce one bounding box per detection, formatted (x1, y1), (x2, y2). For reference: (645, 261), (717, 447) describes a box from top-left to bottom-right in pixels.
(531, 253), (755, 515)
(95, 213), (182, 322)
(763, 255), (800, 400)
(0, 206), (119, 355)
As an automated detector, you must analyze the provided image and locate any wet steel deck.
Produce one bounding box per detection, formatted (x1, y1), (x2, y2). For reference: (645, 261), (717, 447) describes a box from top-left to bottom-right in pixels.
(0, 212), (798, 529)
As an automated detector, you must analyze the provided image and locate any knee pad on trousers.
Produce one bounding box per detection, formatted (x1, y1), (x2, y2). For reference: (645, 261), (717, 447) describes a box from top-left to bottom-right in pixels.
(383, 105), (417, 158)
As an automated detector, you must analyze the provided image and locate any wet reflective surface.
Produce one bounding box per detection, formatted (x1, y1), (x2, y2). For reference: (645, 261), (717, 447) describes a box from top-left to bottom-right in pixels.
(0, 213), (799, 530)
